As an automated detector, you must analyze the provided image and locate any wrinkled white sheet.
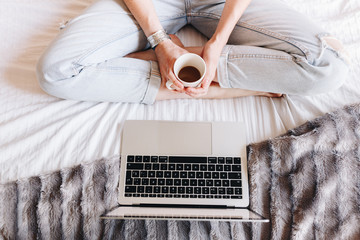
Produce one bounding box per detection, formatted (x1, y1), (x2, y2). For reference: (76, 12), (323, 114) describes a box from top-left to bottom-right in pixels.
(1, 0), (359, 183)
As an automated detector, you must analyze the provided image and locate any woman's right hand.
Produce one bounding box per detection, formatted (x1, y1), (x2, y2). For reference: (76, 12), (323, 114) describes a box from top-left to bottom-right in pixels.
(154, 39), (189, 92)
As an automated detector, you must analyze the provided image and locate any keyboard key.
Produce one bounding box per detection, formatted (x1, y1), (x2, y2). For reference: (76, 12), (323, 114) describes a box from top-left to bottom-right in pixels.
(135, 156), (142, 162)
(212, 172), (219, 179)
(174, 179), (181, 186)
(232, 165), (241, 171)
(198, 180), (205, 186)
(215, 180), (222, 186)
(194, 187), (201, 194)
(164, 171), (171, 178)
(231, 196), (242, 199)
(208, 165), (215, 171)
(185, 164), (191, 170)
(210, 187), (217, 194)
(132, 171), (139, 177)
(226, 157), (233, 164)
(216, 165), (223, 171)
(142, 179), (149, 185)
(200, 164), (207, 171)
(150, 179), (157, 185)
(188, 172), (195, 178)
(202, 188), (209, 194)
(137, 186), (144, 193)
(218, 157), (225, 164)
(227, 188), (234, 194)
(170, 187), (177, 193)
(134, 178), (141, 185)
(178, 187), (185, 194)
(192, 164), (199, 171)
(141, 194), (149, 197)
(126, 178), (133, 185)
(172, 171), (180, 178)
(127, 163), (143, 170)
(125, 186), (137, 193)
(127, 156), (135, 162)
(169, 156), (207, 163)
(224, 165), (231, 171)
(235, 188), (242, 195)
(146, 186), (152, 193)
(166, 179), (173, 185)
(231, 180), (242, 187)
(156, 171), (164, 178)
(145, 163), (151, 170)
(162, 187), (169, 193)
(208, 157), (217, 163)
(182, 179), (189, 186)
(143, 156), (150, 162)
(148, 171), (155, 178)
(152, 164), (160, 170)
(169, 164), (176, 170)
(206, 180), (213, 186)
(161, 164), (167, 170)
(186, 187), (193, 194)
(218, 188), (225, 194)
(140, 171), (147, 177)
(176, 164), (184, 170)
(159, 156), (168, 162)
(151, 156), (158, 162)
(196, 172), (203, 178)
(180, 172), (187, 178)
(220, 172), (227, 179)
(222, 180), (229, 187)
(228, 173), (241, 179)
(234, 157), (241, 164)
(158, 179), (165, 185)
(154, 186), (160, 193)
(190, 179), (197, 186)
(204, 172), (211, 178)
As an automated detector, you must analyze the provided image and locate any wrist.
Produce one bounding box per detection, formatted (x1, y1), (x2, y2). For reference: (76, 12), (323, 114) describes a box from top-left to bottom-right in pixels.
(147, 29), (171, 49)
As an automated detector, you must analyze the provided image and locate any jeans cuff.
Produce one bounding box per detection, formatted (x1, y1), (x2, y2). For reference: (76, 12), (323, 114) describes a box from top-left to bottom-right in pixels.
(217, 45), (232, 88)
(141, 61), (161, 104)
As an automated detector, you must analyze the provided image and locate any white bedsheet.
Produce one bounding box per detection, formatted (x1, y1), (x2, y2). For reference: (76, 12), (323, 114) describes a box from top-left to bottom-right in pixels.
(1, 0), (359, 183)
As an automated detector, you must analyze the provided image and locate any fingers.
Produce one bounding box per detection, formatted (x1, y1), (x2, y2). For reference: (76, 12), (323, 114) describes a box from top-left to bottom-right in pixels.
(163, 70), (184, 92)
(185, 77), (212, 97)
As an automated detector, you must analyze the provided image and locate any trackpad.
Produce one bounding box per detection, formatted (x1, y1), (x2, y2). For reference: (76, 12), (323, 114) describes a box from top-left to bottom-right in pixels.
(157, 122), (212, 155)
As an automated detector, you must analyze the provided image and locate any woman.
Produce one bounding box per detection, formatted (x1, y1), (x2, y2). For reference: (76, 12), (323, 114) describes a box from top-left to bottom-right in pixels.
(36, 0), (349, 104)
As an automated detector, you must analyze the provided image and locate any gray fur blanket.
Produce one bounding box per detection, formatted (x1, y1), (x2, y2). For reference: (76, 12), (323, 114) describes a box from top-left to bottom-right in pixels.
(1, 104), (360, 239)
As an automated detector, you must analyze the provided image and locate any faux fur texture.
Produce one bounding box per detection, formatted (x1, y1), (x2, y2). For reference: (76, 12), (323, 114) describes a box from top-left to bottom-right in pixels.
(1, 104), (359, 239)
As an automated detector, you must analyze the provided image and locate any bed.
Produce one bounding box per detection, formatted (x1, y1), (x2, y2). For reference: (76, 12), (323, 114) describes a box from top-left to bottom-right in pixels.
(1, 0), (359, 183)
(0, 0), (359, 238)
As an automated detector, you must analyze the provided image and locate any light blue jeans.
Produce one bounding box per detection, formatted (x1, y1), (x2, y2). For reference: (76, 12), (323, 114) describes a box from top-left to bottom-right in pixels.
(36, 0), (349, 104)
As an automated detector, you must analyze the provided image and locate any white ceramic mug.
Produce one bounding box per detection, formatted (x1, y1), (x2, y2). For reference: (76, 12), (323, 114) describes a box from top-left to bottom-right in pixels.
(166, 53), (206, 90)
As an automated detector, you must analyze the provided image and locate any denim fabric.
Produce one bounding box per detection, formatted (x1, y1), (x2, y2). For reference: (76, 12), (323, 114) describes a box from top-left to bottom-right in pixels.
(36, 0), (349, 104)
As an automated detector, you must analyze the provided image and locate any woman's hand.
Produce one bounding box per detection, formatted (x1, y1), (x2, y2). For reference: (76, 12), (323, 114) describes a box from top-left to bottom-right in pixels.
(155, 39), (189, 92)
(185, 40), (223, 97)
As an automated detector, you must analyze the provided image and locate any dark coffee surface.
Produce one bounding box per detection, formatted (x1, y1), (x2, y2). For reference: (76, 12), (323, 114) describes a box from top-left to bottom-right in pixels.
(178, 66), (201, 82)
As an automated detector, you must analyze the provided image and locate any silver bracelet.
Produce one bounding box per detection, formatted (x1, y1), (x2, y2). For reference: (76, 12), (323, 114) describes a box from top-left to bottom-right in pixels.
(147, 29), (170, 49)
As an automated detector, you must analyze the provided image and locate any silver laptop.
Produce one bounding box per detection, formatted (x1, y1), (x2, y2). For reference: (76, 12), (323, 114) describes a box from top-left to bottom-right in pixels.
(103, 120), (268, 222)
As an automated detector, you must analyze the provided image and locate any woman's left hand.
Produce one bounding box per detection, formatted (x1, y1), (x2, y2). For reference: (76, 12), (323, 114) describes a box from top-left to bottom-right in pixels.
(185, 40), (223, 97)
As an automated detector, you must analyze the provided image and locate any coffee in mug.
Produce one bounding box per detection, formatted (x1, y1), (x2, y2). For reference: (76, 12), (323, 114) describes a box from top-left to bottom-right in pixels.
(166, 53), (206, 90)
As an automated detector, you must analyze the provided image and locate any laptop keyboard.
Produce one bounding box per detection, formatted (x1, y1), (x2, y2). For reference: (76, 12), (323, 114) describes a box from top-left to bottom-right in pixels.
(124, 156), (243, 199)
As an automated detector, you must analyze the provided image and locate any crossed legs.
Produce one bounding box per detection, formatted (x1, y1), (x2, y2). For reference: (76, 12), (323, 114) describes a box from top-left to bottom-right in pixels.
(126, 35), (283, 101)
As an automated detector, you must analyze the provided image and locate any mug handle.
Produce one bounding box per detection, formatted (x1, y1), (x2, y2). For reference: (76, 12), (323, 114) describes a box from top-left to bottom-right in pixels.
(166, 80), (177, 90)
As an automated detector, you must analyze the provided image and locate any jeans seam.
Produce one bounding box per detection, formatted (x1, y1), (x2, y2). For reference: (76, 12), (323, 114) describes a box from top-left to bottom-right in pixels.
(229, 54), (293, 61)
(191, 12), (312, 60)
